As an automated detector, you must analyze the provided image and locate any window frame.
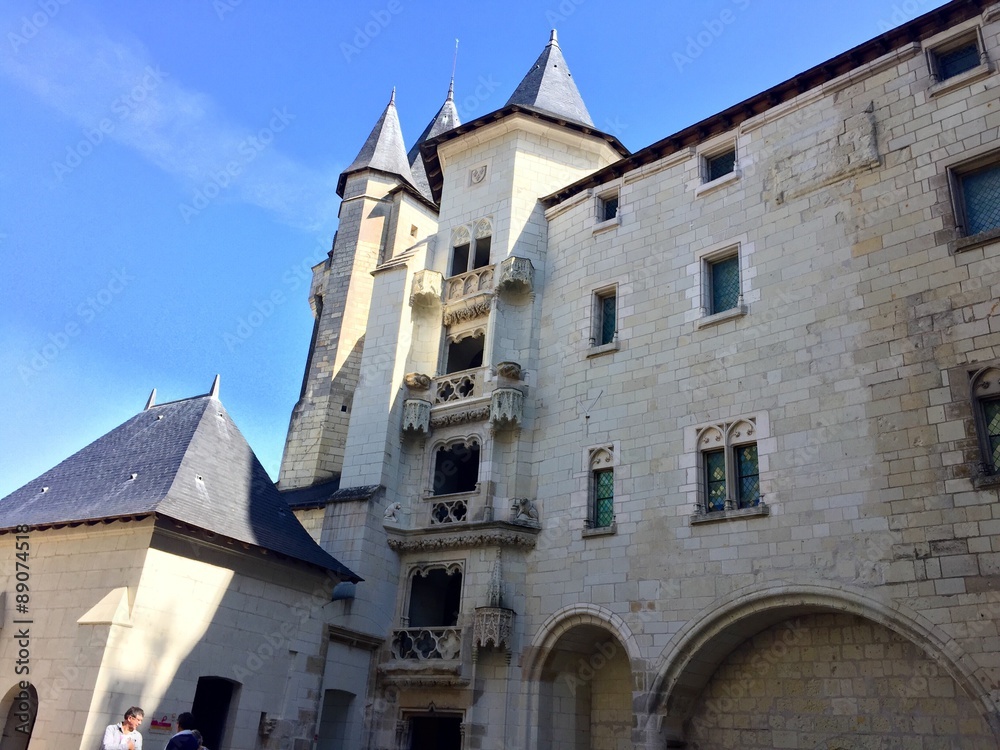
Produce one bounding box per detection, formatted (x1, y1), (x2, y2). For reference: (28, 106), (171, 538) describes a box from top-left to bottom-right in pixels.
(429, 436), (482, 497)
(970, 366), (1000, 481)
(696, 243), (747, 327)
(925, 24), (992, 97)
(583, 445), (617, 536)
(588, 283), (620, 355)
(448, 218), (493, 278)
(695, 137), (740, 197)
(947, 150), (1000, 253)
(687, 415), (770, 523)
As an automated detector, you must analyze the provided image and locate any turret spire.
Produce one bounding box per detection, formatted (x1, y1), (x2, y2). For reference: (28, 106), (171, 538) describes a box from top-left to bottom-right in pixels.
(408, 75), (462, 202)
(336, 88), (416, 197)
(505, 29), (593, 126)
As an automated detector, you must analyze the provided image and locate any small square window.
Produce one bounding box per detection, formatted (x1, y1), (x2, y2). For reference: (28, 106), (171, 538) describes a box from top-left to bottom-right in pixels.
(708, 254), (740, 314)
(705, 148), (736, 182)
(598, 193), (619, 222)
(593, 289), (617, 346)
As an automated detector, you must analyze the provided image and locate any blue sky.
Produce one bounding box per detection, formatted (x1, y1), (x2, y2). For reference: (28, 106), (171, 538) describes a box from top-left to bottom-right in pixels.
(1, 0), (947, 497)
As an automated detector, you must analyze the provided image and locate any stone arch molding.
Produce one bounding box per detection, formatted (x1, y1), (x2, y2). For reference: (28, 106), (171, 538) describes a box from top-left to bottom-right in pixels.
(522, 603), (642, 683)
(644, 582), (1000, 742)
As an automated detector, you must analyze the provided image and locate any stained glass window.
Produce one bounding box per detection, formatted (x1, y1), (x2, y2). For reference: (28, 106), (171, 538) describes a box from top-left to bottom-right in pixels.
(736, 444), (760, 508)
(961, 163), (1000, 236)
(593, 469), (614, 527)
(705, 450), (727, 513)
(710, 256), (740, 313)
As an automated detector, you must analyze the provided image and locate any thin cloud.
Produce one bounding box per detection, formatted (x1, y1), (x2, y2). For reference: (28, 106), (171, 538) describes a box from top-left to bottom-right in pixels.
(2, 17), (339, 229)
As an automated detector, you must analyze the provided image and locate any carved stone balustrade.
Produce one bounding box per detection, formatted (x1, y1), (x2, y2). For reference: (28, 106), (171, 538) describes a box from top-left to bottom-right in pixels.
(445, 266), (495, 303)
(391, 627), (463, 660)
(473, 607), (514, 653)
(430, 498), (468, 525)
(490, 388), (524, 428)
(496, 256), (534, 295)
(409, 269), (443, 308)
(433, 369), (483, 404)
(402, 399), (431, 436)
(443, 267), (495, 325)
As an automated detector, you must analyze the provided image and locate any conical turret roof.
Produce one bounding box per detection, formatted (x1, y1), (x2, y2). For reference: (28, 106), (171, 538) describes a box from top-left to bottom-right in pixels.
(505, 29), (593, 126)
(408, 80), (461, 201)
(337, 89), (416, 197)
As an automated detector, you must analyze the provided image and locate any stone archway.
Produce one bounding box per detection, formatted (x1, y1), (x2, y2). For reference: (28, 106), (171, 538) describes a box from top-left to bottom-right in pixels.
(645, 586), (1000, 749)
(536, 623), (632, 750)
(524, 605), (642, 750)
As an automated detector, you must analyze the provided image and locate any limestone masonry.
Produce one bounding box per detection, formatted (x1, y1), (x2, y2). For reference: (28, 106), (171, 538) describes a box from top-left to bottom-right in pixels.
(5, 2), (1000, 749)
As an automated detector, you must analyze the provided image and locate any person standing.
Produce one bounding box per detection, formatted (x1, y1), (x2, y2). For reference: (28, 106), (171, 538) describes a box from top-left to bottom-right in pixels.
(164, 712), (200, 750)
(102, 707), (144, 750)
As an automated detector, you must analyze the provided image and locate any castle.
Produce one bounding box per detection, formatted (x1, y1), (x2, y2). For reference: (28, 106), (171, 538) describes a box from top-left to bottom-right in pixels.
(5, 1), (1000, 748)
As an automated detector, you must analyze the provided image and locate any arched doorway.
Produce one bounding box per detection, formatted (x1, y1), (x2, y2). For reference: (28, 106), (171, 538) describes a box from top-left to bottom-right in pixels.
(0, 683), (37, 750)
(537, 624), (633, 750)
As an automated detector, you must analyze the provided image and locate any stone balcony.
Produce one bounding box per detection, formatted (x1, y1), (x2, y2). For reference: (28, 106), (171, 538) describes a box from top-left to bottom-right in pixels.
(401, 366), (526, 436)
(443, 266), (494, 326)
(380, 626), (471, 685)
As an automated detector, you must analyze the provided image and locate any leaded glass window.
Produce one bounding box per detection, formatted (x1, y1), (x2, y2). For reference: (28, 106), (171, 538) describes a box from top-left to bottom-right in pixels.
(706, 148), (736, 182)
(598, 292), (616, 345)
(984, 399), (1000, 473)
(593, 468), (614, 528)
(710, 255), (740, 313)
(961, 163), (1000, 236)
(705, 450), (727, 513)
(736, 444), (760, 508)
(601, 194), (619, 222)
(937, 42), (980, 80)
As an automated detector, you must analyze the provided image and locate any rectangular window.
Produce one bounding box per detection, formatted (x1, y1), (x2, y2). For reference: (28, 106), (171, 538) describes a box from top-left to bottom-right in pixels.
(593, 468), (614, 528)
(958, 161), (1000, 237)
(708, 254), (740, 314)
(599, 193), (619, 222)
(706, 148), (736, 182)
(450, 242), (470, 276)
(735, 443), (760, 508)
(936, 41), (980, 80)
(598, 293), (616, 345)
(983, 398), (1000, 473)
(704, 450), (727, 513)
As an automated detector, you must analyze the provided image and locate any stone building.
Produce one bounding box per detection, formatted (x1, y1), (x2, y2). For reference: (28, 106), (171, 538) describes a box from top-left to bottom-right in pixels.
(6, 1), (1000, 749)
(0, 385), (366, 750)
(277, 0), (1000, 747)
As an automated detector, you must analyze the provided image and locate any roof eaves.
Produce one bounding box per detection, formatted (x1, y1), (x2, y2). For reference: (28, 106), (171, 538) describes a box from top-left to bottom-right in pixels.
(540, 0), (985, 209)
(420, 104), (629, 204)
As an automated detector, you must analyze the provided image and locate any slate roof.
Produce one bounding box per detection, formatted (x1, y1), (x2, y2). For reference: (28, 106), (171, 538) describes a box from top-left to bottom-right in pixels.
(0, 394), (360, 580)
(337, 89), (416, 197)
(505, 30), (594, 127)
(407, 80), (461, 202)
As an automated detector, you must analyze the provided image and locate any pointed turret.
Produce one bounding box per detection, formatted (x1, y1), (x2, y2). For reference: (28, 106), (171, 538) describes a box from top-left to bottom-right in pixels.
(336, 88), (416, 196)
(505, 29), (594, 126)
(408, 79), (461, 201)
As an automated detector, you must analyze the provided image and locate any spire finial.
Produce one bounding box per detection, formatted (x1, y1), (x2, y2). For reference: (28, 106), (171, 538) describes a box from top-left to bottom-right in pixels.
(389, 87), (396, 105)
(209, 374), (220, 399)
(144, 388), (156, 410)
(549, 29), (558, 46)
(449, 38), (459, 101)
